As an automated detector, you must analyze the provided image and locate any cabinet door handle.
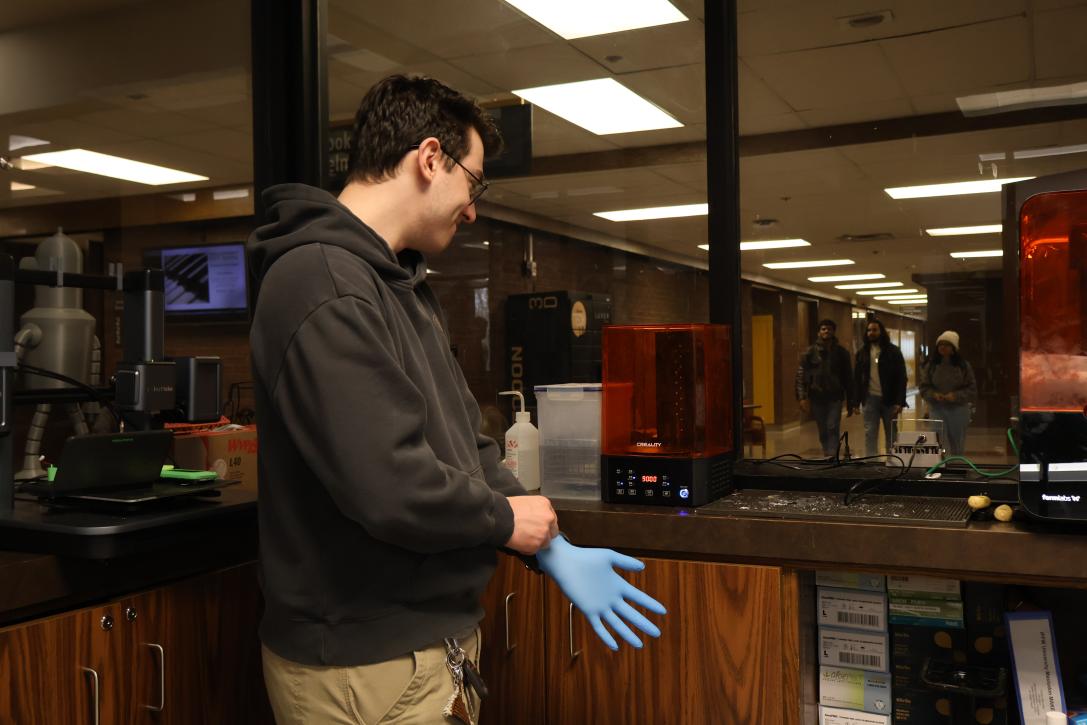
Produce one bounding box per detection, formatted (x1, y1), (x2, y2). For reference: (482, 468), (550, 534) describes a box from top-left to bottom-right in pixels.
(80, 666), (99, 725)
(504, 591), (517, 652)
(568, 603), (581, 661)
(143, 642), (165, 712)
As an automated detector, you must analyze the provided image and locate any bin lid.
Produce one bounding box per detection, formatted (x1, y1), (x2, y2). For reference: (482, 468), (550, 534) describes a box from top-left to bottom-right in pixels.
(534, 383), (601, 392)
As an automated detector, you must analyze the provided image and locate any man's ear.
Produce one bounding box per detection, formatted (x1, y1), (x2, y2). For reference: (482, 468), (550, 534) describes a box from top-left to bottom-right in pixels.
(415, 137), (443, 183)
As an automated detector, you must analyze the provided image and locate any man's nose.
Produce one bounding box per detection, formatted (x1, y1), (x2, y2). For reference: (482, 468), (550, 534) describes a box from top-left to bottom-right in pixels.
(461, 202), (477, 223)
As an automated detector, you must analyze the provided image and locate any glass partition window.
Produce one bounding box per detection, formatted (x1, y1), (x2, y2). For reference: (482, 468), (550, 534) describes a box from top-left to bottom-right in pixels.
(327, 1), (710, 428)
(737, 1), (1087, 463)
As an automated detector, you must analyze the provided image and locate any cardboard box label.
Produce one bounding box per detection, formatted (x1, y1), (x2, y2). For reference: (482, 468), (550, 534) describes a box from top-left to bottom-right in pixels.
(817, 571), (886, 592)
(819, 705), (890, 725)
(819, 666), (892, 714)
(887, 575), (961, 600)
(818, 587), (888, 632)
(820, 627), (890, 673)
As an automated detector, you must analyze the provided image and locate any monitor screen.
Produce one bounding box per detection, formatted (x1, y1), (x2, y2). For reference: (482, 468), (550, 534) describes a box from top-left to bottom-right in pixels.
(143, 242), (248, 320)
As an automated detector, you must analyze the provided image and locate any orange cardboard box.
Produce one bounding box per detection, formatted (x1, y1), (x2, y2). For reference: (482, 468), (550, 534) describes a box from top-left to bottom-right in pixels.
(172, 426), (258, 492)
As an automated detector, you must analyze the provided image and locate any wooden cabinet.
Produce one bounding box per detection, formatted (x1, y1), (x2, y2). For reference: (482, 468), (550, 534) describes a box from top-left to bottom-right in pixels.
(478, 554), (547, 725)
(480, 556), (797, 725)
(0, 563), (272, 724)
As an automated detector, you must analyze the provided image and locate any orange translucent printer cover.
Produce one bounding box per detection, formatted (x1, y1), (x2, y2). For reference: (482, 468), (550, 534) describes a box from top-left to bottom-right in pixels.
(1020, 189), (1087, 413)
(601, 324), (732, 457)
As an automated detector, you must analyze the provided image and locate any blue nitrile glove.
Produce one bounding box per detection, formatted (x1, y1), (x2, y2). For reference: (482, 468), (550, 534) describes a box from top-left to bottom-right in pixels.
(536, 535), (667, 651)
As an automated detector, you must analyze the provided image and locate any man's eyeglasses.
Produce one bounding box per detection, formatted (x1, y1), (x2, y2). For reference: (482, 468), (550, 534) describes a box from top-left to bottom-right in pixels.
(409, 144), (488, 203)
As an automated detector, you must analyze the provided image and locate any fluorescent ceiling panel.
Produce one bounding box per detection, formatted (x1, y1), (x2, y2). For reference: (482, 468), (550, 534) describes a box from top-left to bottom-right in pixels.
(887, 298), (928, 305)
(857, 288), (918, 296)
(10, 181), (35, 191)
(808, 273), (885, 283)
(8, 134), (48, 152)
(957, 80), (1087, 116)
(885, 178), (1033, 199)
(875, 293), (928, 300)
(763, 259), (853, 270)
(595, 202), (706, 221)
(926, 224), (1001, 236)
(740, 238), (810, 251)
(503, 0), (686, 39)
(212, 187), (249, 200)
(1013, 143), (1087, 160)
(834, 282), (902, 290)
(514, 78), (682, 135)
(21, 149), (208, 185)
(950, 250), (1003, 259)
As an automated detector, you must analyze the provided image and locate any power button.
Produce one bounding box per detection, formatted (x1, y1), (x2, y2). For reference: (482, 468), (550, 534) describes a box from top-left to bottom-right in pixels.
(678, 487), (690, 500)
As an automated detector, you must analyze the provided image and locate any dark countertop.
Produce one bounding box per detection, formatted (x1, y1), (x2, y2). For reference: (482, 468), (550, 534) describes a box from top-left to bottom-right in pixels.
(550, 494), (1087, 588)
(0, 487), (259, 627)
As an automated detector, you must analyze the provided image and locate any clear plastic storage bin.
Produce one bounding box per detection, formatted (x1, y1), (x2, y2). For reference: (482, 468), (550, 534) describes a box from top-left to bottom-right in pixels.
(534, 383), (602, 500)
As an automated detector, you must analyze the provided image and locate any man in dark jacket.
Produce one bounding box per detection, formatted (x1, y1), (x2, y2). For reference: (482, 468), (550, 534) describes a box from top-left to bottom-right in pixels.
(249, 75), (659, 724)
(796, 319), (854, 458)
(852, 318), (908, 457)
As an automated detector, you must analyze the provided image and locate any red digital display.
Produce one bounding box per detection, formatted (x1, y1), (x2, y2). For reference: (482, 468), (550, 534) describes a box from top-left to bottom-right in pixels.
(641, 475), (658, 483)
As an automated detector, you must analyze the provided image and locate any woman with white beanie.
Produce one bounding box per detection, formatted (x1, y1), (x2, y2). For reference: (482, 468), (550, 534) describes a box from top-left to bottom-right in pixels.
(919, 330), (977, 456)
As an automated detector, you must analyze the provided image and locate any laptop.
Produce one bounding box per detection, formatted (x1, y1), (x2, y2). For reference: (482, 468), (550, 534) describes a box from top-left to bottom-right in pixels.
(22, 430), (231, 503)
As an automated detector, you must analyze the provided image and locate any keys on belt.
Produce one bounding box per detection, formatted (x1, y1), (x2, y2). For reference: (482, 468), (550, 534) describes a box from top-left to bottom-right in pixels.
(442, 636), (488, 725)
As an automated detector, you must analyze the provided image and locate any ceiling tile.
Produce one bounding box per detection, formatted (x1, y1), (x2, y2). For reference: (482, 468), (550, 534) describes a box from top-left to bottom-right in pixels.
(571, 20), (705, 73)
(1034, 5), (1087, 79)
(745, 44), (905, 112)
(449, 43), (606, 92)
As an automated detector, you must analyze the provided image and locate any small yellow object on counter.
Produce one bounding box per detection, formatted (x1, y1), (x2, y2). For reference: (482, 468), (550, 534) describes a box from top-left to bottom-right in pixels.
(994, 504), (1014, 522)
(967, 495), (991, 511)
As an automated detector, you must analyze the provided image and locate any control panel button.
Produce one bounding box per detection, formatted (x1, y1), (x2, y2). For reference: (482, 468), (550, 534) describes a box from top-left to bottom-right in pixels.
(644, 489), (654, 497)
(615, 488), (624, 496)
(678, 487), (690, 500)
(662, 490), (672, 498)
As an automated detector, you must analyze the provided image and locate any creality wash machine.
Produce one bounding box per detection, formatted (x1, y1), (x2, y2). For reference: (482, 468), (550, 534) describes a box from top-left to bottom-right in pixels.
(1010, 169), (1087, 522)
(0, 229), (223, 517)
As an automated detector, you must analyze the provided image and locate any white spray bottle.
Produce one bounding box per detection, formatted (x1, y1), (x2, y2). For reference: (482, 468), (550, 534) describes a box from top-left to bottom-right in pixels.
(499, 390), (540, 492)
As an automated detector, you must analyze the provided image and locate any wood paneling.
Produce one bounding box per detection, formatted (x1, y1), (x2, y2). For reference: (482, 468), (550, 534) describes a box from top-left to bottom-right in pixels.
(545, 559), (784, 725)
(478, 555), (547, 725)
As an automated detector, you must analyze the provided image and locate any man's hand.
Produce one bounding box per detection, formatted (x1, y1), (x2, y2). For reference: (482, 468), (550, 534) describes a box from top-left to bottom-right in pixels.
(505, 495), (559, 555)
(799, 399), (811, 414)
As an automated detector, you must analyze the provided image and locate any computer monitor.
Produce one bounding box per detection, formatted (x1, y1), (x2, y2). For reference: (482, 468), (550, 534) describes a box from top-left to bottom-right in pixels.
(142, 242), (249, 321)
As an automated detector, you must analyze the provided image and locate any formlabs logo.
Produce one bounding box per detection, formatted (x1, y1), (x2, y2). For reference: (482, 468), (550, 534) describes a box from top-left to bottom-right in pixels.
(1042, 493), (1081, 502)
(228, 438), (258, 455)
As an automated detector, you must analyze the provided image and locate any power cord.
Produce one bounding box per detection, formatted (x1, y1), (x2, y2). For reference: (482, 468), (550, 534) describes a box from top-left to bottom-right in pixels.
(922, 428), (1020, 479)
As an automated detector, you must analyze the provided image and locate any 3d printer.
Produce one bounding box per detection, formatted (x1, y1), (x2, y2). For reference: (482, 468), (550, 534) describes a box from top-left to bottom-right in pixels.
(1011, 170), (1087, 521)
(600, 324), (733, 507)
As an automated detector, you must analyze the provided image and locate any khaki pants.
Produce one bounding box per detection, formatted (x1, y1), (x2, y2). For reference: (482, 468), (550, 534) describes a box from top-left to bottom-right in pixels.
(262, 629), (481, 725)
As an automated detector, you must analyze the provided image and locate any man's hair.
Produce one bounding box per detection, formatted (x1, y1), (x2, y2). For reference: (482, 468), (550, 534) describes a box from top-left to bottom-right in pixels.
(347, 75), (502, 183)
(817, 318), (837, 332)
(866, 318), (891, 347)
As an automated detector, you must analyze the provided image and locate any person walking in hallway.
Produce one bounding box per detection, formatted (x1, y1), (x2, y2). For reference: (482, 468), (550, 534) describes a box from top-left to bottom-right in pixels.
(853, 319), (907, 458)
(796, 319), (855, 459)
(919, 330), (977, 456)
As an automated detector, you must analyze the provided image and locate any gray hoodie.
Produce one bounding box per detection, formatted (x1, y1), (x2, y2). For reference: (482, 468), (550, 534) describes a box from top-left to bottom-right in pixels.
(248, 184), (522, 666)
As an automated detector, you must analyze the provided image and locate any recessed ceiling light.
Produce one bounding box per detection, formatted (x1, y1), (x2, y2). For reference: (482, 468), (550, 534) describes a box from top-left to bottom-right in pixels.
(502, 0), (686, 39)
(212, 187), (249, 201)
(10, 181), (35, 191)
(875, 293), (927, 300)
(887, 298), (928, 305)
(8, 134), (48, 152)
(697, 244), (709, 251)
(168, 192), (197, 202)
(763, 259), (853, 270)
(834, 281), (903, 290)
(950, 250), (1003, 259)
(1013, 143), (1087, 160)
(595, 203), (706, 221)
(514, 79), (682, 135)
(740, 238), (811, 251)
(858, 288), (919, 296)
(885, 178), (1033, 199)
(957, 80), (1087, 116)
(926, 224), (1002, 236)
(808, 273), (886, 283)
(21, 149), (208, 185)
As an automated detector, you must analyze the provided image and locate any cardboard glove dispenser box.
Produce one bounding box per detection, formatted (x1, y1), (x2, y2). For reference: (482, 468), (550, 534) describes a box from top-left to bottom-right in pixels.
(171, 426), (258, 491)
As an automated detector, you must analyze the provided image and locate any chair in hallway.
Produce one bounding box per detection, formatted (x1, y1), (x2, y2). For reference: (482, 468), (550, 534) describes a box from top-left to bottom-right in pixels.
(742, 404), (767, 458)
